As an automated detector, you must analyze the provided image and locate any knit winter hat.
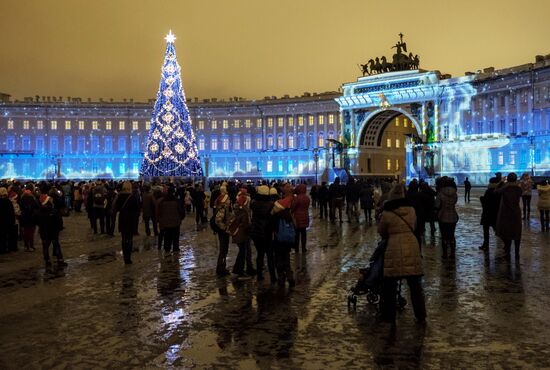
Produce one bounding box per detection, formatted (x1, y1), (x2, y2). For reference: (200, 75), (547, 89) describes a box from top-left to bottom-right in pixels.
(256, 185), (270, 196)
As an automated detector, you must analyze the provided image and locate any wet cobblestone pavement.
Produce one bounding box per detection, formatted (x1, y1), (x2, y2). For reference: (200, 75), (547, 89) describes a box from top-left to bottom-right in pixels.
(1, 189), (550, 369)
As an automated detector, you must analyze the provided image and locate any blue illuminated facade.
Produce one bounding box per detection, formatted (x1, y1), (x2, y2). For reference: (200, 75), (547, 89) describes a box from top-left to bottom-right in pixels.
(1, 55), (550, 184)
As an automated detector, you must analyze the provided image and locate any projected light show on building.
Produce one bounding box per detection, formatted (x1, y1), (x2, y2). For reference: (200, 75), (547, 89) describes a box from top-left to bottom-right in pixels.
(0, 35), (549, 184)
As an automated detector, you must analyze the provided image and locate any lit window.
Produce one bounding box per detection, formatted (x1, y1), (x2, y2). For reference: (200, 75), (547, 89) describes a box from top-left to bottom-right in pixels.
(234, 161), (240, 172)
(328, 114), (335, 124)
(267, 135), (274, 148)
(246, 161), (252, 172)
(288, 160), (294, 172)
(318, 115), (324, 125)
(256, 119), (262, 128)
(278, 160), (283, 172)
(223, 120), (228, 129)
(23, 120), (29, 130)
(395, 117), (399, 127)
(244, 137), (251, 150)
(510, 151), (516, 165)
(51, 121), (57, 130)
(387, 138), (391, 148)
(268, 118), (273, 128)
(92, 121), (98, 130)
(308, 115), (314, 126)
(319, 133), (325, 147)
(78, 121), (84, 130)
(145, 121), (151, 130)
(65, 120), (71, 130)
(278, 117), (284, 127)
(211, 138), (218, 151)
(234, 120), (240, 128)
(222, 137), (229, 150)
(198, 138), (205, 151)
(37, 120), (43, 130)
(498, 152), (504, 165)
(132, 121), (138, 130)
(298, 116), (304, 126)
(211, 120), (218, 129)
(396, 159), (399, 171)
(277, 135), (284, 149)
(256, 137), (262, 150)
(198, 120), (205, 130)
(119, 121), (125, 130)
(105, 121), (111, 130)
(288, 117), (294, 126)
(404, 118), (408, 128)
(387, 159), (391, 170)
(7, 120), (14, 129)
(288, 134), (295, 148)
(395, 139), (400, 148)
(245, 119), (251, 128)
(267, 161), (273, 173)
(234, 137), (241, 150)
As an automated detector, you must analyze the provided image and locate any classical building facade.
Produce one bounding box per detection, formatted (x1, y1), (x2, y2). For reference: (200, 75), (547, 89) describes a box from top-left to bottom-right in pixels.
(1, 55), (550, 184)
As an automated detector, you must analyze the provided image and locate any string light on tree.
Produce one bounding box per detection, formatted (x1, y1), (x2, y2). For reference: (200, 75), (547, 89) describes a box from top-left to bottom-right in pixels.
(140, 30), (203, 178)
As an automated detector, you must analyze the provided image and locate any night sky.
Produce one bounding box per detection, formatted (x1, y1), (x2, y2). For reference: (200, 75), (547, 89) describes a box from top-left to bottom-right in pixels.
(1, 0), (548, 102)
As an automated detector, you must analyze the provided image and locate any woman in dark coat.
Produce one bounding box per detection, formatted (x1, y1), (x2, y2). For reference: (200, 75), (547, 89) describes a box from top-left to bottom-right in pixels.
(291, 184), (310, 253)
(479, 177), (501, 250)
(359, 184), (375, 224)
(230, 194), (252, 278)
(19, 189), (40, 251)
(156, 185), (185, 253)
(0, 187), (16, 254)
(436, 177), (459, 258)
(113, 181), (140, 264)
(250, 185), (275, 282)
(496, 173), (522, 258)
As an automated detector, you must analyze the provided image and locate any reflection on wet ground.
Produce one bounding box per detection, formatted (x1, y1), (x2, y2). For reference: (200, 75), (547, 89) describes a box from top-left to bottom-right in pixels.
(1, 189), (549, 369)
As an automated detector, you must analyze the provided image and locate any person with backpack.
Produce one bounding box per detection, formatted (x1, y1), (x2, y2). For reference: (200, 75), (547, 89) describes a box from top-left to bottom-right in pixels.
(112, 181), (140, 264)
(19, 189), (39, 251)
(214, 186), (232, 276)
(250, 185), (276, 282)
(37, 194), (66, 268)
(271, 184), (296, 288)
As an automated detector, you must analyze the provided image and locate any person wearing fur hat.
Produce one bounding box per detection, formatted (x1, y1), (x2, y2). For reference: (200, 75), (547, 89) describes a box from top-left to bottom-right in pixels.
(250, 185), (276, 282)
(496, 173), (522, 258)
(0, 187), (16, 254)
(214, 189), (232, 276)
(37, 194), (66, 268)
(378, 183), (426, 324)
(271, 184), (296, 287)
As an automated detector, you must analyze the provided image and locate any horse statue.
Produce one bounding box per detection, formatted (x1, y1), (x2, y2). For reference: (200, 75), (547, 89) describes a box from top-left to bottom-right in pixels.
(360, 63), (370, 76)
(380, 56), (392, 73)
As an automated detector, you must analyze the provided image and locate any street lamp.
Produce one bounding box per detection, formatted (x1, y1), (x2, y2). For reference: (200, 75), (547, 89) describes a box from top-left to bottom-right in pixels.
(312, 148), (320, 184)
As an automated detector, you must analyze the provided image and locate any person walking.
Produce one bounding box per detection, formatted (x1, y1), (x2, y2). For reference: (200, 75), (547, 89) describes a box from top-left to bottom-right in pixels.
(19, 189), (39, 251)
(536, 180), (550, 231)
(292, 184), (310, 253)
(378, 183), (426, 324)
(37, 194), (66, 268)
(141, 183), (158, 237)
(214, 186), (232, 276)
(519, 173), (533, 220)
(360, 183), (375, 224)
(318, 182), (329, 220)
(346, 178), (360, 223)
(112, 181), (140, 264)
(156, 185), (185, 254)
(463, 177), (472, 203)
(436, 177), (459, 258)
(329, 177), (345, 223)
(271, 184), (296, 288)
(479, 177), (501, 250)
(250, 185), (276, 282)
(495, 173), (522, 258)
(192, 184), (206, 230)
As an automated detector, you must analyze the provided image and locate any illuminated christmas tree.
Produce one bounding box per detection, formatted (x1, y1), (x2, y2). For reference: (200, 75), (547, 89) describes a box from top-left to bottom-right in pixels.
(141, 31), (203, 178)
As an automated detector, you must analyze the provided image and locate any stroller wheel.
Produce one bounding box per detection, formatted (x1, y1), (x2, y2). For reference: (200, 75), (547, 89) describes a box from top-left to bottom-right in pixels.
(366, 292), (379, 305)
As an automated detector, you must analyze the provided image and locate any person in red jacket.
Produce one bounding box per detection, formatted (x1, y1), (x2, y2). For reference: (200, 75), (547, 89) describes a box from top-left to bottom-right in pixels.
(292, 184), (310, 253)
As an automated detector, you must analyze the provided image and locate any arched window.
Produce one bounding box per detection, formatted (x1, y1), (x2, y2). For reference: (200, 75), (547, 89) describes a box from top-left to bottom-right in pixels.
(267, 134), (274, 149)
(277, 134), (284, 149)
(308, 132), (314, 148)
(318, 132), (324, 147)
(298, 133), (305, 149)
(288, 134), (295, 149)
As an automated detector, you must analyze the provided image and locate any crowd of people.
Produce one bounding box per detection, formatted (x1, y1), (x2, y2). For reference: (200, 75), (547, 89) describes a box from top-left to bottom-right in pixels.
(0, 172), (549, 323)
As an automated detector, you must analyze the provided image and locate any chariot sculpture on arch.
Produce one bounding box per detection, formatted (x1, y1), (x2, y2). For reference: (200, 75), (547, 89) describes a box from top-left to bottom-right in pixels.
(359, 33), (420, 76)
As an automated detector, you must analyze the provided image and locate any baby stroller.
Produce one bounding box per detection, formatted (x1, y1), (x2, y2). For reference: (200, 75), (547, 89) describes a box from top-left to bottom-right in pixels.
(347, 240), (407, 311)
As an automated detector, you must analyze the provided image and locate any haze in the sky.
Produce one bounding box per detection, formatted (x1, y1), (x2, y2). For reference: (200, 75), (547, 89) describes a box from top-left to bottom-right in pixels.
(1, 0), (548, 101)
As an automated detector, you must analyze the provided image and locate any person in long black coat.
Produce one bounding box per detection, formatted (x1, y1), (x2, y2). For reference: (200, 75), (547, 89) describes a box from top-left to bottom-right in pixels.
(113, 181), (140, 265)
(0, 187), (15, 254)
(496, 173), (522, 258)
(479, 177), (501, 250)
(37, 194), (65, 267)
